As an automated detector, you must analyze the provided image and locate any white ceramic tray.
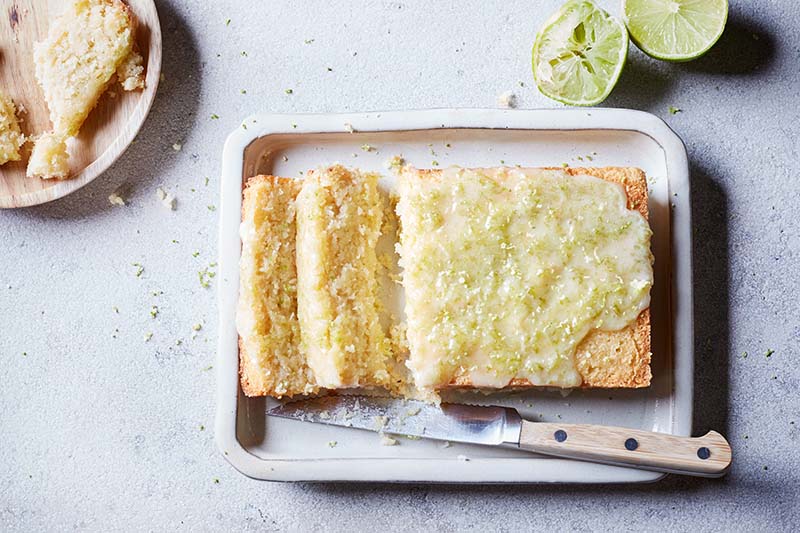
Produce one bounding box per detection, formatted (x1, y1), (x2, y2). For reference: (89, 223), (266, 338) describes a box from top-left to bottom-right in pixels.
(215, 108), (693, 483)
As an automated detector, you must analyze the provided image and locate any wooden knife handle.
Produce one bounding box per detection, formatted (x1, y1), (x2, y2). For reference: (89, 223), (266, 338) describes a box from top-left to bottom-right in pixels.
(518, 421), (732, 477)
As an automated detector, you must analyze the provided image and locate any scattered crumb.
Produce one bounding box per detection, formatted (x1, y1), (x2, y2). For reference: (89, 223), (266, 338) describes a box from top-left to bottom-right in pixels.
(155, 187), (176, 210)
(384, 155), (405, 172)
(457, 455), (469, 461)
(344, 122), (355, 133)
(440, 441), (452, 449)
(284, 88), (293, 95)
(380, 434), (398, 446)
(210, 113), (219, 120)
(668, 106), (681, 115)
(766, 349), (774, 358)
(108, 186), (127, 206)
(172, 143), (182, 151)
(132, 263), (144, 277)
(282, 155), (288, 162)
(497, 91), (517, 108)
(405, 435), (421, 441)
(149, 305), (158, 319)
(328, 441), (337, 448)
(361, 143), (375, 152)
(144, 332), (153, 342)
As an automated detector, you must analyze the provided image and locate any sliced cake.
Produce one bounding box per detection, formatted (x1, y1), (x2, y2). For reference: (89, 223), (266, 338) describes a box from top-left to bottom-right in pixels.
(27, 0), (145, 179)
(237, 175), (316, 398)
(295, 164), (391, 389)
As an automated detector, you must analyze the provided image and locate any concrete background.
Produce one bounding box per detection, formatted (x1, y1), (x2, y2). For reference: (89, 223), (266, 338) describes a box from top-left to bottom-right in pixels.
(1, 0), (798, 530)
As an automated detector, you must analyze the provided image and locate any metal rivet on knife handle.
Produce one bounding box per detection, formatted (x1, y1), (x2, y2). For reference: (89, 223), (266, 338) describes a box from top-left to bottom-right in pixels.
(697, 447), (711, 460)
(554, 429), (567, 442)
(625, 438), (639, 451)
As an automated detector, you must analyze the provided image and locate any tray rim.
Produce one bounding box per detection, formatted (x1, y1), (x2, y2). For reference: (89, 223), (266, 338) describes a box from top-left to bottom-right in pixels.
(215, 108), (693, 483)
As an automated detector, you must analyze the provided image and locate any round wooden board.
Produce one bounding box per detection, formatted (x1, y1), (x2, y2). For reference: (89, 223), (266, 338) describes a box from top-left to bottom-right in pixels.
(0, 0), (161, 208)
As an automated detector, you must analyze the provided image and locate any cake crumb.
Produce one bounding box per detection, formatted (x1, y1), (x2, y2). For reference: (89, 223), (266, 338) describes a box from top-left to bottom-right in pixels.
(457, 454), (469, 461)
(156, 187), (176, 210)
(384, 155), (405, 172)
(497, 91), (517, 108)
(108, 187), (127, 206)
(380, 434), (398, 446)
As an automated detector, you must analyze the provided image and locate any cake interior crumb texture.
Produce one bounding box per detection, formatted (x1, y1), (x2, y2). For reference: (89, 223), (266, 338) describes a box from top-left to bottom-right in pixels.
(27, 0), (145, 179)
(0, 93), (25, 165)
(296, 164), (392, 390)
(236, 176), (316, 398)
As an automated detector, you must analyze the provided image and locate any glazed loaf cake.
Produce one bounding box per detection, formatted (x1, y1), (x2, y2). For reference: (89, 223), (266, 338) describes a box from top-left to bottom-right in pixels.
(237, 165), (653, 398)
(396, 166), (653, 392)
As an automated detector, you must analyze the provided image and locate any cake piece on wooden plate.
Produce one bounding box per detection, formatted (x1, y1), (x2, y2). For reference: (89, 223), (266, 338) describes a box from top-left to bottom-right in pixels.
(237, 175), (317, 398)
(396, 166), (653, 392)
(27, 0), (145, 179)
(0, 93), (25, 165)
(295, 164), (393, 390)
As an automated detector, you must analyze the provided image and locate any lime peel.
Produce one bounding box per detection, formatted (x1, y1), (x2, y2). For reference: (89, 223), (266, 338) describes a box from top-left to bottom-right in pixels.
(623, 0), (728, 62)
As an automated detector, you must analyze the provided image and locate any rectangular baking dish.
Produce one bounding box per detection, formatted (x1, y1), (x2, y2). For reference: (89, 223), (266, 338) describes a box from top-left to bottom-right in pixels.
(215, 108), (693, 483)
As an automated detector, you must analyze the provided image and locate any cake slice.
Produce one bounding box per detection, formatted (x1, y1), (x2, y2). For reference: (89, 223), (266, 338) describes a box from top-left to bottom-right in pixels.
(27, 0), (144, 179)
(237, 175), (316, 398)
(296, 164), (391, 389)
(0, 93), (25, 165)
(396, 166), (653, 392)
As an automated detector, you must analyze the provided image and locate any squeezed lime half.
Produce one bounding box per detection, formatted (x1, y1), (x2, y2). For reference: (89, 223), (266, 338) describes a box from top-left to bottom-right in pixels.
(623, 0), (728, 61)
(532, 0), (628, 106)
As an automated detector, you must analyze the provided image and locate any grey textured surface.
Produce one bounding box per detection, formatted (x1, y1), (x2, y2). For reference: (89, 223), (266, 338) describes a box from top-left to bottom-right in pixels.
(1, 0), (798, 531)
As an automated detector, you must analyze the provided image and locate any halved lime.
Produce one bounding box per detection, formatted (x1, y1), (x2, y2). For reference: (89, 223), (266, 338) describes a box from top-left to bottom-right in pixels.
(532, 0), (628, 106)
(623, 0), (728, 61)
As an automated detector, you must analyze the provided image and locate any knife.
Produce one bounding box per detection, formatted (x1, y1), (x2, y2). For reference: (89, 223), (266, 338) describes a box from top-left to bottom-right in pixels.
(268, 396), (732, 478)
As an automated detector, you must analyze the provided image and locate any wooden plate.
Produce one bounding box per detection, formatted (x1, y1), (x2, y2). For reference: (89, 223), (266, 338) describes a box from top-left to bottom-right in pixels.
(0, 0), (161, 208)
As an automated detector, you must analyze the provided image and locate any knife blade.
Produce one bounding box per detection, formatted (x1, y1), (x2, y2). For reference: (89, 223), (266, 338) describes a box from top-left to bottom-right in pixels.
(268, 395), (733, 477)
(268, 395), (522, 446)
